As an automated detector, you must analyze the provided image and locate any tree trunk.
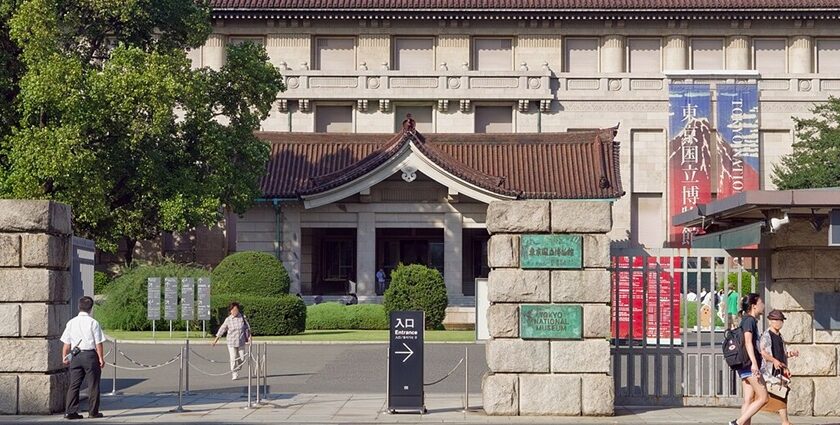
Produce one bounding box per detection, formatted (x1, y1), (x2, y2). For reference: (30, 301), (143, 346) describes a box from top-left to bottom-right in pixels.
(123, 237), (137, 266)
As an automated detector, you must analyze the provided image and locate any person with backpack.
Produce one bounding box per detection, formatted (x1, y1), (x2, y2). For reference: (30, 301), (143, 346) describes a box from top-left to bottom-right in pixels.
(728, 293), (768, 425)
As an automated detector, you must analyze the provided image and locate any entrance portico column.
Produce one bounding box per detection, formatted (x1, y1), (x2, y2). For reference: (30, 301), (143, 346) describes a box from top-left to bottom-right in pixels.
(356, 212), (376, 297)
(444, 212), (463, 298)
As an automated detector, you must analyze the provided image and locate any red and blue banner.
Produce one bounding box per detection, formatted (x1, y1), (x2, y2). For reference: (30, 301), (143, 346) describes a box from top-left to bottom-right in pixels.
(716, 84), (760, 199)
(668, 84), (713, 247)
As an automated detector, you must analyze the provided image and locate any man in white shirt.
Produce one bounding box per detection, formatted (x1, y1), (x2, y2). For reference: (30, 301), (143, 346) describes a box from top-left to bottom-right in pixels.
(60, 296), (106, 420)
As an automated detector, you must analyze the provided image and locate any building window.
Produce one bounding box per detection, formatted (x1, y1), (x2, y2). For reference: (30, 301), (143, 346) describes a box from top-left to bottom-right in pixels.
(323, 239), (354, 281)
(314, 37), (355, 71)
(228, 36), (266, 46)
(691, 38), (725, 70)
(628, 38), (661, 73)
(631, 193), (664, 248)
(395, 105), (434, 133)
(315, 105), (353, 133)
(473, 38), (513, 71)
(564, 38), (599, 73)
(754, 39), (786, 73)
(474, 105), (513, 133)
(817, 39), (840, 74)
(394, 37), (434, 71)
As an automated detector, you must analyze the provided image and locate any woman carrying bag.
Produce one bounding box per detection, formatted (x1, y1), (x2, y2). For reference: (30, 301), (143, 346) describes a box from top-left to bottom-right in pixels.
(759, 309), (800, 425)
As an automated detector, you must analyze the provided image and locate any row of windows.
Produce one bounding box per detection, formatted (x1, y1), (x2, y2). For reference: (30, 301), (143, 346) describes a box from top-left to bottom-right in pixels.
(225, 35), (840, 74)
(314, 104), (513, 133)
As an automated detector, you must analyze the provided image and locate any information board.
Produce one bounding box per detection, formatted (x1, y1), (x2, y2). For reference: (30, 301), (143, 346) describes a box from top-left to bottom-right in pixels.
(164, 277), (178, 321)
(388, 311), (425, 413)
(181, 278), (195, 321)
(520, 304), (582, 339)
(520, 234), (582, 269)
(147, 277), (161, 320)
(197, 277), (211, 321)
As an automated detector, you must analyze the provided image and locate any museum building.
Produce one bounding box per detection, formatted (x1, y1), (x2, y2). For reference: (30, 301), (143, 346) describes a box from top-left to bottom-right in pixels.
(154, 0), (840, 301)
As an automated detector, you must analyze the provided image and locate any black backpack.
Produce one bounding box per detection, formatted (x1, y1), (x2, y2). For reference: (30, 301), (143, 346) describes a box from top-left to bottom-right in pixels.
(723, 328), (750, 370)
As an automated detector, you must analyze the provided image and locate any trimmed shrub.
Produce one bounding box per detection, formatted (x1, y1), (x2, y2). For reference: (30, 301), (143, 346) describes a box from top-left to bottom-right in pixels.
(718, 271), (758, 298)
(97, 263), (210, 331)
(383, 264), (448, 330)
(94, 271), (111, 295)
(306, 303), (388, 330)
(211, 251), (290, 297)
(211, 294), (306, 336)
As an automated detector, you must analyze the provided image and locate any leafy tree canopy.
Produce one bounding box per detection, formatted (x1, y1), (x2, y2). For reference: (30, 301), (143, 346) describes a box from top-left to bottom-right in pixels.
(772, 97), (840, 190)
(0, 0), (285, 262)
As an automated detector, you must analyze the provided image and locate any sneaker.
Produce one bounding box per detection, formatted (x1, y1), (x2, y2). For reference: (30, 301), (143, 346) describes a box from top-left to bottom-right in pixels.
(89, 412), (104, 419)
(64, 413), (83, 420)
(728, 421), (738, 425)
(231, 373), (238, 380)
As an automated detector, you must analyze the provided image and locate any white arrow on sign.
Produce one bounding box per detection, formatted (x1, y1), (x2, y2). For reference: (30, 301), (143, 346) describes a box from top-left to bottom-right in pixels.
(395, 343), (414, 363)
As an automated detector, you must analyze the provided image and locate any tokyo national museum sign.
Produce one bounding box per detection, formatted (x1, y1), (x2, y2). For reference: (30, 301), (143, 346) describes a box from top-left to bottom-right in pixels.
(520, 304), (583, 339)
(520, 234), (582, 269)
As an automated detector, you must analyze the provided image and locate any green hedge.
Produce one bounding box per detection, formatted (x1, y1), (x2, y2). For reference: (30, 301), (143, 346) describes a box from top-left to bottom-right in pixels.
(211, 251), (290, 297)
(680, 301), (725, 328)
(211, 294), (306, 336)
(97, 263), (209, 331)
(718, 271), (758, 298)
(306, 303), (388, 330)
(383, 264), (448, 330)
(94, 271), (110, 295)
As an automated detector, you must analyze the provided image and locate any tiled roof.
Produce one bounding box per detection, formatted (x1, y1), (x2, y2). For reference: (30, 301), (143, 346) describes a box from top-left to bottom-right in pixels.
(257, 128), (624, 200)
(212, 0), (840, 9)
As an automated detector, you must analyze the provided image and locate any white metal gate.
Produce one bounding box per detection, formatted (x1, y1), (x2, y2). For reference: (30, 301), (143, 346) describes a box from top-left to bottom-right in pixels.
(610, 248), (769, 406)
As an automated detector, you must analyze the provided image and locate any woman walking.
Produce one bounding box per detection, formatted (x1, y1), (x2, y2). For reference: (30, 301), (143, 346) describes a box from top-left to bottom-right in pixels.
(759, 309), (800, 425)
(212, 302), (251, 380)
(729, 293), (767, 425)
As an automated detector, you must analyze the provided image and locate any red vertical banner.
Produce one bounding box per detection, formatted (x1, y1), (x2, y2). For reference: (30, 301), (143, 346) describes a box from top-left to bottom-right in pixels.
(668, 84), (713, 247)
(612, 257), (682, 344)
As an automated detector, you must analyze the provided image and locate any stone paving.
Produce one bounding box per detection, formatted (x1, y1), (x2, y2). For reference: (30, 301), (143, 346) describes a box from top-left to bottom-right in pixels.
(4, 393), (840, 424)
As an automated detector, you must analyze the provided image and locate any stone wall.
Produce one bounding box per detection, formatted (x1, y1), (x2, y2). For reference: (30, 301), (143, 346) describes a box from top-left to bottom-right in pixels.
(0, 200), (72, 414)
(766, 217), (840, 416)
(482, 200), (614, 416)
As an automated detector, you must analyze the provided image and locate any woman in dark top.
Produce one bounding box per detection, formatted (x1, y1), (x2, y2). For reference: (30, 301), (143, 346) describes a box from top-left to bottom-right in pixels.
(729, 293), (768, 425)
(759, 309), (800, 425)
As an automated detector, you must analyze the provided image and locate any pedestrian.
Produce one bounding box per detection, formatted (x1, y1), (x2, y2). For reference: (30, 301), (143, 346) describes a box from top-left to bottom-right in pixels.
(212, 302), (251, 380)
(759, 310), (800, 425)
(728, 293), (768, 425)
(60, 296), (106, 420)
(727, 289), (741, 328)
(686, 289), (697, 302)
(376, 267), (386, 295)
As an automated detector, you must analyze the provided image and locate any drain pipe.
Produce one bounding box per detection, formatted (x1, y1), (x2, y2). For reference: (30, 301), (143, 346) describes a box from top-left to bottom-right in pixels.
(273, 199), (282, 261)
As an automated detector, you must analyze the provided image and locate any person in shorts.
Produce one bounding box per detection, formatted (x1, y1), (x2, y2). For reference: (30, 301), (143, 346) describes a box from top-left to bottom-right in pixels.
(729, 293), (767, 425)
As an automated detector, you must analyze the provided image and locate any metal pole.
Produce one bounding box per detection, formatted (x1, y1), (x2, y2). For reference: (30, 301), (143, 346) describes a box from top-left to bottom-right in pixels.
(255, 343), (261, 405)
(169, 347), (186, 413)
(202, 320), (206, 338)
(184, 340), (191, 396)
(463, 346), (469, 412)
(186, 320), (190, 340)
(244, 343), (253, 409)
(384, 345), (390, 414)
(169, 320), (173, 338)
(152, 320), (155, 339)
(262, 342), (268, 400)
(105, 340), (121, 396)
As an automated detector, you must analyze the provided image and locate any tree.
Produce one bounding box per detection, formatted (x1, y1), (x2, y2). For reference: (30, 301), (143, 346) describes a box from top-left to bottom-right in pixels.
(772, 97), (840, 190)
(0, 0), (285, 263)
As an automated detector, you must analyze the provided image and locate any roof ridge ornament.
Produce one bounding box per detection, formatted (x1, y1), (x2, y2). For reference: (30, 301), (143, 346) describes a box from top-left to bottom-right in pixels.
(402, 113), (416, 133)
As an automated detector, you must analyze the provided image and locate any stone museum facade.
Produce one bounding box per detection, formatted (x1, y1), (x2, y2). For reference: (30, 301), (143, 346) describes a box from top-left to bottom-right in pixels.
(120, 1), (840, 301)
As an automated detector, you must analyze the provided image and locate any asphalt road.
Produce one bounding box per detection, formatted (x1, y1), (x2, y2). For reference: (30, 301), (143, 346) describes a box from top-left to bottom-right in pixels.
(103, 341), (486, 396)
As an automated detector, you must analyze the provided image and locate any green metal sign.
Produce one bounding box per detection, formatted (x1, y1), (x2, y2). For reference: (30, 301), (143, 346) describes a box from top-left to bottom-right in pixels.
(519, 304), (583, 340)
(520, 234), (582, 269)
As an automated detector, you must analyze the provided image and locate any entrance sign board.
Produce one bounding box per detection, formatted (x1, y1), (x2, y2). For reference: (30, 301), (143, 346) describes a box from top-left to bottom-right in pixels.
(519, 305), (582, 339)
(181, 278), (195, 321)
(163, 277), (178, 321)
(520, 234), (582, 269)
(147, 277), (161, 320)
(197, 277), (211, 321)
(388, 311), (425, 413)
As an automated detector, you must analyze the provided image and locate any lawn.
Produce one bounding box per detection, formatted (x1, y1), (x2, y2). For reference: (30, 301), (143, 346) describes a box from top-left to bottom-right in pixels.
(104, 329), (476, 342)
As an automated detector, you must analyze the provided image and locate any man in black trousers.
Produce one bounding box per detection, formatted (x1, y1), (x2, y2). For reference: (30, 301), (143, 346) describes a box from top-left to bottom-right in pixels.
(60, 296), (106, 419)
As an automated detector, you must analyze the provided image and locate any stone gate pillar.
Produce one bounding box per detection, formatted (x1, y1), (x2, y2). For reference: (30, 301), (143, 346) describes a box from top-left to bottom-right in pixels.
(0, 200), (72, 414)
(482, 200), (614, 416)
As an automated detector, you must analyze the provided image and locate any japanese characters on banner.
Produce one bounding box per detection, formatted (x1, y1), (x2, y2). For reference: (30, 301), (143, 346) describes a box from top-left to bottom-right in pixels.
(668, 84), (713, 247)
(612, 257), (682, 345)
(716, 84), (760, 198)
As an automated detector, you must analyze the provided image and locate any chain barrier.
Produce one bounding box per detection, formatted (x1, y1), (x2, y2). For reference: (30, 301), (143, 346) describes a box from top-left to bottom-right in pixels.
(106, 353), (182, 371)
(423, 357), (464, 386)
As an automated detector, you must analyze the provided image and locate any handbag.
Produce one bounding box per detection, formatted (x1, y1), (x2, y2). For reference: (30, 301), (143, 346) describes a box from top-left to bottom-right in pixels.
(766, 381), (789, 399)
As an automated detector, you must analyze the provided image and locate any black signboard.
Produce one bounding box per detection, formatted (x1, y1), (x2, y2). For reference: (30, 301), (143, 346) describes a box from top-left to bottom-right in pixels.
(164, 277), (178, 321)
(388, 311), (425, 413)
(181, 278), (195, 321)
(197, 277), (211, 321)
(147, 278), (161, 320)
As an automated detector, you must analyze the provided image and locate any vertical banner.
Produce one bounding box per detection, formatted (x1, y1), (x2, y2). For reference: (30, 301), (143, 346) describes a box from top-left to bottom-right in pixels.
(668, 84), (713, 247)
(717, 84), (760, 199)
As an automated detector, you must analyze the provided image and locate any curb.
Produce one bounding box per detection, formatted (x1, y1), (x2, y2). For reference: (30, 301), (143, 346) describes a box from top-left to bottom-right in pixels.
(105, 337), (478, 345)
